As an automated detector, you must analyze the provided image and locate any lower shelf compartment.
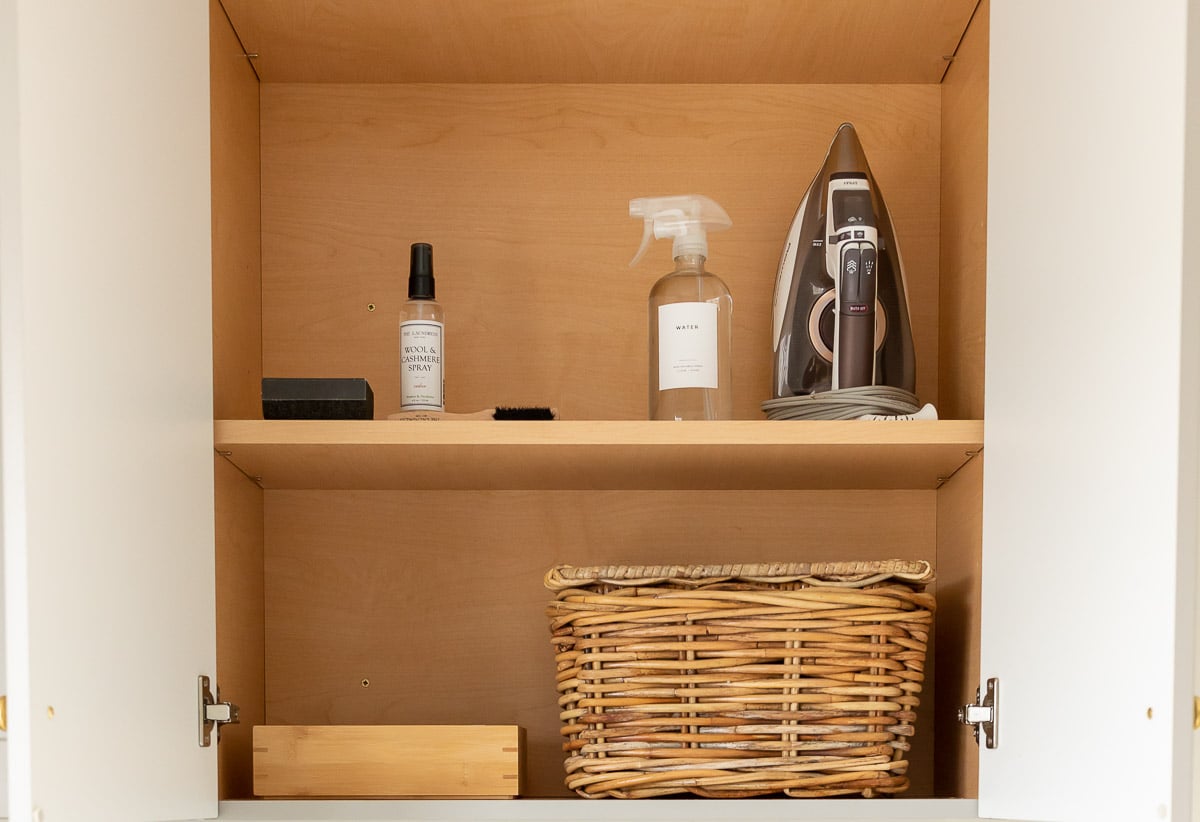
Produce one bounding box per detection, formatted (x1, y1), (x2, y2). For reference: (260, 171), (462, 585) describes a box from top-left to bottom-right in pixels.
(218, 797), (980, 821)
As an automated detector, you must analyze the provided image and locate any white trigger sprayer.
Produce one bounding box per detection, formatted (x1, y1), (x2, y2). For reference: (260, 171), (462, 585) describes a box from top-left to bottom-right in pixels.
(629, 195), (733, 266)
(628, 194), (735, 420)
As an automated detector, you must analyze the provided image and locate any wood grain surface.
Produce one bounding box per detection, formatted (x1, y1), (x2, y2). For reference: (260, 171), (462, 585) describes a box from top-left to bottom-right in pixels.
(220, 0), (976, 84)
(210, 0), (262, 420)
(263, 489), (936, 797)
(211, 0), (267, 800)
(939, 1), (989, 420)
(253, 725), (523, 797)
(214, 455), (265, 800)
(209, 3), (991, 801)
(214, 419), (982, 490)
(933, 455), (983, 798)
(259, 83), (942, 420)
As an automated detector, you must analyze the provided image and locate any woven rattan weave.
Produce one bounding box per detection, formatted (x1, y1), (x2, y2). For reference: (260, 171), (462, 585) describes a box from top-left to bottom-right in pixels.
(546, 561), (934, 798)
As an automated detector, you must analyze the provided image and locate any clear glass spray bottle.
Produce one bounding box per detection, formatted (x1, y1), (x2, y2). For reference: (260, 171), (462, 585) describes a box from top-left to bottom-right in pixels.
(631, 195), (734, 420)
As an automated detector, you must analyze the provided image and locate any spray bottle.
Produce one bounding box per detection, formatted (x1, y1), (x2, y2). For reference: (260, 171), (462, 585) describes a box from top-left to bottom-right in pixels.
(629, 195), (733, 420)
(399, 242), (444, 412)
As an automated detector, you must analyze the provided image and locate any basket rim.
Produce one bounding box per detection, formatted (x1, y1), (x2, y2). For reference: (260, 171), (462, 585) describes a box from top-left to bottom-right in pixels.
(544, 559), (932, 591)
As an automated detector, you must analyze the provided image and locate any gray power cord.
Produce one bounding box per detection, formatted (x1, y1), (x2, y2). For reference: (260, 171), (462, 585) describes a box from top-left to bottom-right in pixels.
(761, 386), (921, 420)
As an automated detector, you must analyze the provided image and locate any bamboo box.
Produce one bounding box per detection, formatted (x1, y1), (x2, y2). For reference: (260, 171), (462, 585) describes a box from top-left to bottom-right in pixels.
(252, 725), (524, 798)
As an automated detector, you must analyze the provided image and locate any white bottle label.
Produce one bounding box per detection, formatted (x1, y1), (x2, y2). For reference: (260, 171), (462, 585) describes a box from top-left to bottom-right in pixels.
(400, 320), (444, 410)
(658, 302), (718, 390)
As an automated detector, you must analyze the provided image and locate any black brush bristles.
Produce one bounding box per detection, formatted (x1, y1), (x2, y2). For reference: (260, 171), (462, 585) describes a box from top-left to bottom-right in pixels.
(492, 406), (557, 420)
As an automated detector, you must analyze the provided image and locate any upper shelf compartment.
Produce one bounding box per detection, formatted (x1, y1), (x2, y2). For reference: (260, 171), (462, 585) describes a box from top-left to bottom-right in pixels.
(214, 419), (982, 491)
(217, 0), (980, 84)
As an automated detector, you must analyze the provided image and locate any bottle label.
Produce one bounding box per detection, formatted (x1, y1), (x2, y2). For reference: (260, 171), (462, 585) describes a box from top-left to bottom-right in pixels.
(658, 302), (718, 390)
(400, 320), (444, 410)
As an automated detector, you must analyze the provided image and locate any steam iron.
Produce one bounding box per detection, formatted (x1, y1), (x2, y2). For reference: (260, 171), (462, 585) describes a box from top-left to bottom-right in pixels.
(766, 123), (919, 419)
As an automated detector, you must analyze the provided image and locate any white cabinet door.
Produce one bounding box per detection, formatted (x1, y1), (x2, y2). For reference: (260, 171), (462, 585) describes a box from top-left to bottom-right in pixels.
(981, 2), (1197, 821)
(0, 2), (216, 820)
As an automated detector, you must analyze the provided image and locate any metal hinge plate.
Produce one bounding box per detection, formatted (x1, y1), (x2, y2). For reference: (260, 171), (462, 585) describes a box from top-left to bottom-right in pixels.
(198, 674), (240, 747)
(958, 676), (999, 749)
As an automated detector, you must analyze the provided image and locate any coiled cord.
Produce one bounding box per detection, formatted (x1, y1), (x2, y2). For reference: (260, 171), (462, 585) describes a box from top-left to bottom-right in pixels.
(761, 386), (921, 420)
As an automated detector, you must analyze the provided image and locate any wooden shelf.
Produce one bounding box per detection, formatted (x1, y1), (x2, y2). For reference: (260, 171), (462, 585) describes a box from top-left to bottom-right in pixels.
(218, 0), (977, 84)
(214, 419), (982, 491)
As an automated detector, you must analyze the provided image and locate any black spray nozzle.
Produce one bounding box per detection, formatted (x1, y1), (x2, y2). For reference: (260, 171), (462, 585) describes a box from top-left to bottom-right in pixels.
(408, 242), (435, 299)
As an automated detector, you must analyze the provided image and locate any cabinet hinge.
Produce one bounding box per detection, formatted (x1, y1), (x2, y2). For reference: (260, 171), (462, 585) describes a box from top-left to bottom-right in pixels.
(958, 676), (999, 749)
(198, 674), (240, 747)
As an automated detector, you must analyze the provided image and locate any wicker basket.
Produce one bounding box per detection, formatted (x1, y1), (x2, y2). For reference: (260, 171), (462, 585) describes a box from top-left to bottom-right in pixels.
(545, 560), (934, 799)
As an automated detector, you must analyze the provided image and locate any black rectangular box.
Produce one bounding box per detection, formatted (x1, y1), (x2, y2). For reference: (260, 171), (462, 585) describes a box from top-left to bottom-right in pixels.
(262, 378), (374, 420)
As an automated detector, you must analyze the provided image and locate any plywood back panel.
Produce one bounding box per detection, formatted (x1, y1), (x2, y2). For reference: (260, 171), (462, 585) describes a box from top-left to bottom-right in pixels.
(211, 0), (262, 420)
(263, 489), (937, 798)
(260, 83), (941, 420)
(222, 0), (977, 84)
(939, 0), (988, 420)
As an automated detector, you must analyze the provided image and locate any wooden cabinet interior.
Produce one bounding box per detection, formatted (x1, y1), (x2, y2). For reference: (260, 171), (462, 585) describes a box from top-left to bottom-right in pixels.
(210, 0), (989, 803)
